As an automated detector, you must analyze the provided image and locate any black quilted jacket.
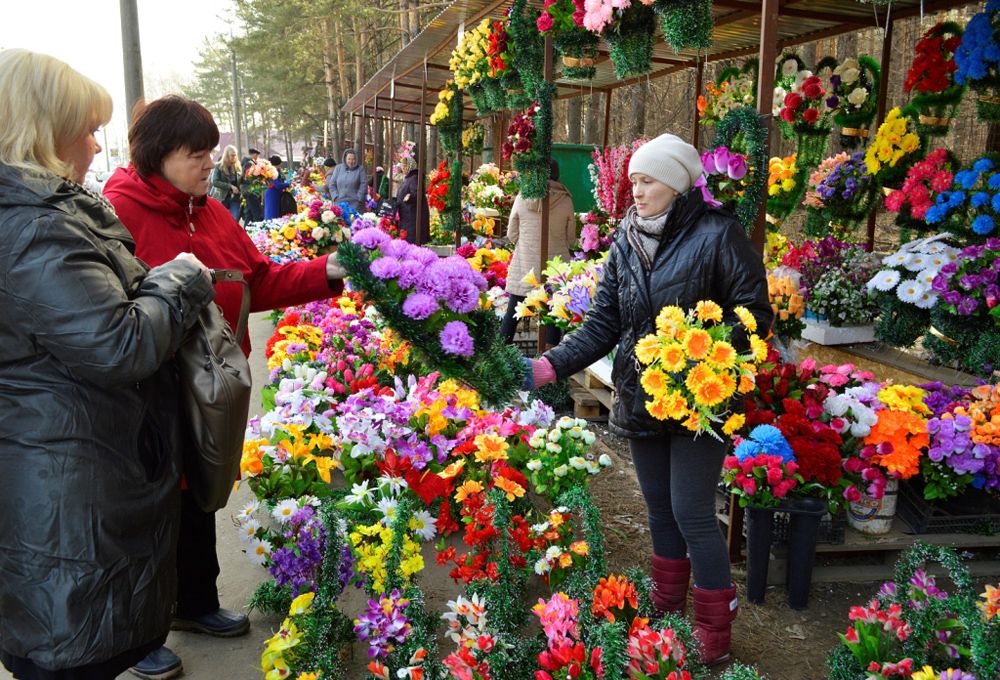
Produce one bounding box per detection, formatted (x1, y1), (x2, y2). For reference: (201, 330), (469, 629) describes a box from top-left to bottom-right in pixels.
(544, 189), (773, 439)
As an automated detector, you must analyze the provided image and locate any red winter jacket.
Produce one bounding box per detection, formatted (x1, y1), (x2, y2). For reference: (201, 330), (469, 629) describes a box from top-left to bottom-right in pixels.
(105, 166), (340, 356)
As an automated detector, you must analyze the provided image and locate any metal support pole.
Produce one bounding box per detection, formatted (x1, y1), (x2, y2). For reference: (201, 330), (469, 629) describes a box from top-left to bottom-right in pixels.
(538, 34), (554, 356)
(866, 17), (895, 250)
(230, 46), (243, 156)
(416, 59), (428, 245)
(602, 89), (613, 150)
(119, 0), (144, 120)
(693, 59), (704, 149)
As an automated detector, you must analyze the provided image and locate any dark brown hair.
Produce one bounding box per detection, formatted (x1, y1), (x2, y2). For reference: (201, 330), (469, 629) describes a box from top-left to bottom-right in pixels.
(129, 95), (219, 176)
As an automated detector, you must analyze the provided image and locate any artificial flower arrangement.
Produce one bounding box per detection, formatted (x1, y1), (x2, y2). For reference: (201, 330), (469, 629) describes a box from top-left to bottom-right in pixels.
(254, 200), (352, 260)
(863, 107), (922, 188)
(504, 100), (553, 199)
(927, 155), (1000, 240)
(573, 211), (615, 260)
(427, 160), (453, 214)
(537, 0), (600, 80)
(635, 300), (768, 440)
(515, 255), (607, 333)
(590, 138), (645, 220)
(905, 21), (966, 138)
(527, 508), (592, 588)
(766, 153), (800, 224)
(767, 273), (806, 341)
(723, 424), (801, 508)
(826, 56), (881, 148)
(827, 544), (1000, 680)
(456, 242), (511, 291)
(802, 151), (875, 239)
(774, 53), (835, 135)
(697, 62), (757, 127)
(955, 0), (1000, 122)
(337, 230), (525, 406)
(803, 153), (850, 211)
(244, 157), (279, 196)
(430, 80), (463, 154)
(450, 18), (503, 114)
(582, 0), (657, 80)
(866, 233), (958, 348)
(461, 122), (485, 156)
(884, 148), (960, 238)
(798, 236), (880, 327)
(524, 417), (611, 498)
(463, 162), (519, 217)
(700, 145), (749, 206)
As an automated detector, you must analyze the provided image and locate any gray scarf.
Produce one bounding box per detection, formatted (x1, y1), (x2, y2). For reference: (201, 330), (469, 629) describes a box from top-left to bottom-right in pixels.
(624, 203), (674, 271)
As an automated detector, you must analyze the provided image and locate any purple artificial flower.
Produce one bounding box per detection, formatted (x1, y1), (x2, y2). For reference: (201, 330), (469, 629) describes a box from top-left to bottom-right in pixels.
(369, 256), (402, 280)
(727, 155), (748, 180)
(700, 150), (718, 175)
(980, 266), (998, 284)
(354, 590), (412, 658)
(381, 238), (413, 260)
(446, 278), (481, 314)
(957, 296), (980, 315)
(942, 290), (962, 306)
(826, 95), (840, 109)
(402, 292), (439, 320)
(932, 273), (951, 293)
(396, 259), (426, 290)
(439, 320), (474, 357)
(941, 262), (959, 275)
(713, 146), (731, 175)
(959, 274), (982, 291)
(267, 506), (326, 595)
(353, 226), (390, 250)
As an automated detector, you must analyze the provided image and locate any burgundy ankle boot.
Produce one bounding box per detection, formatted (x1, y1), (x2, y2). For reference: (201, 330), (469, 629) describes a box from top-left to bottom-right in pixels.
(692, 584), (738, 665)
(650, 555), (690, 616)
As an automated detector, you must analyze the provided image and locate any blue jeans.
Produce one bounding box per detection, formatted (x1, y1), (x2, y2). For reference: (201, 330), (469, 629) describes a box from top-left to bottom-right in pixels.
(225, 199), (240, 222)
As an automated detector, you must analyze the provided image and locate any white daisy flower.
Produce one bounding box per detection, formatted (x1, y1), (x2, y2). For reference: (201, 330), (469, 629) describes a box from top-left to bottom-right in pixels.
(926, 255), (948, 268)
(914, 290), (938, 309)
(272, 499), (299, 524)
(917, 269), (939, 287)
(237, 500), (260, 522)
(567, 426), (584, 439)
(410, 510), (437, 541)
(557, 417), (575, 430)
(528, 436), (545, 449)
(923, 242), (946, 254)
(781, 60), (799, 78)
(869, 269), (901, 292)
(772, 87), (787, 114)
(375, 497), (398, 521)
(882, 251), (912, 267)
(896, 279), (926, 304)
(904, 254), (928, 272)
(545, 546), (562, 561)
(247, 538), (272, 566)
(534, 558), (550, 575)
(240, 518), (261, 542)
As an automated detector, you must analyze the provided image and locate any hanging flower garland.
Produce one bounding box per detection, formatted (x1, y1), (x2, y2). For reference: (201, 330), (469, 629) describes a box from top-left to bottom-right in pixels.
(905, 21), (966, 139)
(652, 0), (713, 53)
(586, 1), (657, 80)
(508, 0), (546, 106)
(430, 80), (464, 155)
(502, 86), (554, 199)
(824, 55), (881, 149)
(711, 106), (769, 234)
(461, 123), (485, 156)
(955, 0), (1000, 122)
(539, 0), (600, 80)
(697, 59), (757, 127)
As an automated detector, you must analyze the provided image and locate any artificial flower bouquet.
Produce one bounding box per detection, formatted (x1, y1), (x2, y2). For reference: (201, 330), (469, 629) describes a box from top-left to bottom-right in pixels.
(515, 254), (607, 333)
(955, 0), (1000, 121)
(828, 544), (1000, 680)
(427, 160), (453, 214)
(524, 416), (611, 499)
(905, 21), (966, 138)
(766, 153), (801, 224)
(884, 148), (960, 238)
(463, 162), (519, 217)
(927, 155), (1000, 240)
(527, 507), (592, 588)
(803, 153), (849, 211)
(827, 56), (881, 148)
(244, 158), (279, 196)
(635, 300), (768, 440)
(697, 65), (757, 127)
(503, 102), (541, 165)
(700, 145), (749, 207)
(457, 242), (511, 291)
(767, 272), (806, 341)
(573, 211), (615, 260)
(431, 80), (463, 154)
(462, 123), (485, 156)
(538, 0), (600, 80)
(590, 139), (645, 220)
(723, 424), (801, 508)
(864, 107), (922, 188)
(265, 200), (352, 257)
(798, 236), (880, 327)
(583, 0), (657, 80)
(803, 151), (875, 238)
(773, 54), (835, 137)
(337, 230), (525, 406)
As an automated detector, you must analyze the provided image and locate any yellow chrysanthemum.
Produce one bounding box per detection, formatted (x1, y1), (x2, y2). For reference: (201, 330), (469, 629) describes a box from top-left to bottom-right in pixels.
(694, 300), (723, 323)
(474, 433), (509, 462)
(685, 362), (715, 393)
(722, 413), (746, 436)
(707, 341), (737, 369)
(646, 391), (689, 421)
(640, 366), (670, 398)
(682, 328), (712, 360)
(682, 412), (702, 432)
(749, 335), (769, 362)
(635, 335), (662, 365)
(658, 342), (687, 372)
(738, 372), (757, 393)
(694, 376), (728, 408)
(655, 306), (686, 337)
(733, 306), (757, 332)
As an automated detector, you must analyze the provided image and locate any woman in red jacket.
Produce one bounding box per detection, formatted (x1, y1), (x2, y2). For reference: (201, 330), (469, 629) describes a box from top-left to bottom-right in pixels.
(104, 96), (344, 680)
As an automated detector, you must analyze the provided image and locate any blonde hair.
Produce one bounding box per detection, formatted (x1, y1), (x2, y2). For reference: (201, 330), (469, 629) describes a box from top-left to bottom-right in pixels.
(0, 49), (113, 179)
(221, 145), (240, 174)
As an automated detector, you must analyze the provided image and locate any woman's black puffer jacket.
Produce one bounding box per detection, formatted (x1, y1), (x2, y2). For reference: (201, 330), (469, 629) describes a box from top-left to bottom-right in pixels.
(544, 189), (773, 439)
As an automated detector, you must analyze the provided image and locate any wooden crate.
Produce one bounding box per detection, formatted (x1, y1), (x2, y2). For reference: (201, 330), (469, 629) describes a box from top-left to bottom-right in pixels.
(570, 357), (614, 419)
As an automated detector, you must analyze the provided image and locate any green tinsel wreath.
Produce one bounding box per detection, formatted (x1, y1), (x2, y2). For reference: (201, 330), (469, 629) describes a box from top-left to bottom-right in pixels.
(605, 3), (656, 80)
(712, 106), (769, 234)
(923, 306), (988, 376)
(508, 0), (546, 99)
(873, 295), (930, 348)
(513, 83), (554, 200)
(653, 0), (713, 53)
(337, 240), (526, 406)
(481, 77), (508, 114)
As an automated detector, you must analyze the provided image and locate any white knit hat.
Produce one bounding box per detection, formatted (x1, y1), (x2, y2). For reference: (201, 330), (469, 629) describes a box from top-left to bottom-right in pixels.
(627, 133), (704, 195)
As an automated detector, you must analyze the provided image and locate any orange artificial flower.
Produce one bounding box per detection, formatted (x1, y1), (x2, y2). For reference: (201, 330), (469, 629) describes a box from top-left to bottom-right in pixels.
(864, 409), (928, 479)
(474, 433), (509, 463)
(455, 479), (484, 502)
(682, 328), (712, 360)
(494, 476), (525, 502)
(591, 574), (638, 624)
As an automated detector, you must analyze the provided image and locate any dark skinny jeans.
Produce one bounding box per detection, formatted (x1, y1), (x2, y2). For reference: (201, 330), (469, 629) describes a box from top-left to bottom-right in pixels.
(629, 433), (731, 590)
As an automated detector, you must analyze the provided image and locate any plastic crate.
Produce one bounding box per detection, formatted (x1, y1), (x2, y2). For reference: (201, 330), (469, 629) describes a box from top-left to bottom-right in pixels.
(897, 480), (1000, 535)
(717, 485), (846, 546)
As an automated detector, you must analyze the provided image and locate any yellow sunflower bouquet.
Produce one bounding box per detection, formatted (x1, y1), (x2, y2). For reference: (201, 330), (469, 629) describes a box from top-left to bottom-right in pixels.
(635, 301), (768, 441)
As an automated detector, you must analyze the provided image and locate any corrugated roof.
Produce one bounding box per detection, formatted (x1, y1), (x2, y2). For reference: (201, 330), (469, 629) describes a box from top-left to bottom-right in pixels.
(343, 0), (978, 123)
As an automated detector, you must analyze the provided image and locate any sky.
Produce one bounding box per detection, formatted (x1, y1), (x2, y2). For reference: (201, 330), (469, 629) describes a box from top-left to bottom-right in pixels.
(1, 0), (234, 172)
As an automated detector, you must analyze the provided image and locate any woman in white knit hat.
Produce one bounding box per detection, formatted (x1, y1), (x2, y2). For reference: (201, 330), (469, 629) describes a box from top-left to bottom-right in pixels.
(524, 132), (772, 665)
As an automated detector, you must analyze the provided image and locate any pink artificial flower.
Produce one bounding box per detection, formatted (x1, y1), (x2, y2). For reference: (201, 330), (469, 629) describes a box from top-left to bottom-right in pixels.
(536, 11), (554, 32)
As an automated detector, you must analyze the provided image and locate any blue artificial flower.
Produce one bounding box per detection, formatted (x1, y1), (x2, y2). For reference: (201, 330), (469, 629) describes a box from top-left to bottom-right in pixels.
(955, 169), (980, 190)
(992, 193), (1000, 213)
(948, 190), (967, 207)
(748, 424), (796, 463)
(733, 439), (763, 462)
(972, 191), (991, 208)
(926, 205), (946, 225)
(973, 215), (996, 235)
(974, 158), (996, 174)
(989, 174), (1000, 190)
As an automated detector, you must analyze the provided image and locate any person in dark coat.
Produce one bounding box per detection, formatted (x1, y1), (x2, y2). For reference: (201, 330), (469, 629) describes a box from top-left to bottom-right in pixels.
(325, 148), (367, 211)
(263, 155), (291, 220)
(208, 144), (242, 221)
(525, 133), (772, 666)
(239, 147), (263, 223)
(394, 165), (428, 243)
(0, 49), (215, 680)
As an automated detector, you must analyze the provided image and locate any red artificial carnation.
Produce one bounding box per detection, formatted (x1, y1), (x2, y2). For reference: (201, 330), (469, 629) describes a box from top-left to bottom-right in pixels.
(802, 107), (820, 124)
(801, 76), (824, 100)
(783, 91), (803, 110)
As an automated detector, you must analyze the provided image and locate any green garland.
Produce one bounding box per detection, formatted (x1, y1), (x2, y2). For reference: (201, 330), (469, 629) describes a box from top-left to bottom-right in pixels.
(713, 106), (769, 234)
(719, 663), (769, 679)
(922, 307), (1000, 377)
(587, 621), (629, 680)
(508, 0), (546, 99)
(247, 580), (294, 616)
(514, 83), (554, 200)
(446, 155), (464, 238)
(555, 29), (600, 81)
(437, 82), (464, 155)
(337, 240), (527, 406)
(605, 3), (656, 80)
(873, 295), (930, 348)
(653, 0), (713, 53)
(911, 22), (966, 140)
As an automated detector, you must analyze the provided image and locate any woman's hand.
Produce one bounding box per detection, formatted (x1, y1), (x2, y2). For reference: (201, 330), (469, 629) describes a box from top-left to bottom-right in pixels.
(325, 252), (347, 279)
(173, 252), (211, 282)
(231, 185), (240, 195)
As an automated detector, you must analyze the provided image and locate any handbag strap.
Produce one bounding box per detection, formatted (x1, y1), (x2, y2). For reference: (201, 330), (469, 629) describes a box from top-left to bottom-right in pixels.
(211, 269), (250, 345)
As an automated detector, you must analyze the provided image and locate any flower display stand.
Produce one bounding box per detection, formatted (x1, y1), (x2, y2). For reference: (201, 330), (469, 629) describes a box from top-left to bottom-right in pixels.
(427, 244), (456, 257)
(801, 318), (875, 345)
(847, 479), (898, 535)
(744, 505), (775, 604)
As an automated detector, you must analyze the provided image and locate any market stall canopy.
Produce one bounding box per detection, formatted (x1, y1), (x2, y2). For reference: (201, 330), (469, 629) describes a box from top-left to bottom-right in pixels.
(343, 0), (975, 125)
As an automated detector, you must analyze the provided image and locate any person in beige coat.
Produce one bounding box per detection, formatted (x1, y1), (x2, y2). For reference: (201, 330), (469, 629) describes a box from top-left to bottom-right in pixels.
(501, 159), (577, 344)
